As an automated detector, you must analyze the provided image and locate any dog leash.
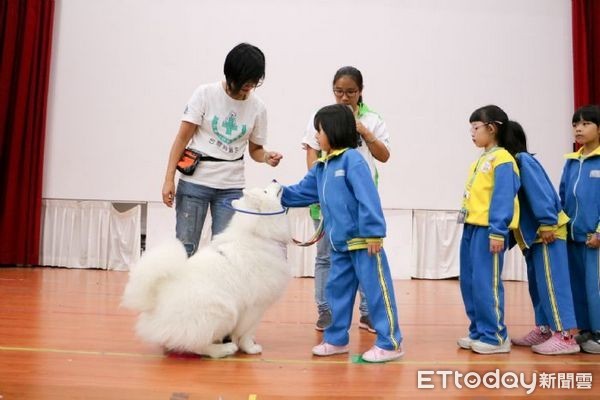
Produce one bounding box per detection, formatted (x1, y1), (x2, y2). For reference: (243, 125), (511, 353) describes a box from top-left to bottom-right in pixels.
(222, 200), (323, 246)
(292, 218), (324, 247)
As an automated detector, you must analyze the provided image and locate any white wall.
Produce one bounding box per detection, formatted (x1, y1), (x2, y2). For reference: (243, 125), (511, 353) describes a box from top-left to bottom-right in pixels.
(44, 0), (573, 210)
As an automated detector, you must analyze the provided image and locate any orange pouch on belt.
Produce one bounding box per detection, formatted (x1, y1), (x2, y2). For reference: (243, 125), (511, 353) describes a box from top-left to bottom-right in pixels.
(176, 148), (201, 175)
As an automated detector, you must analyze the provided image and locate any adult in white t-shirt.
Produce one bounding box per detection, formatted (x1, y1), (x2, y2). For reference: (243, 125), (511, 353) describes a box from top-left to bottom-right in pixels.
(162, 43), (282, 256)
(302, 66), (391, 332)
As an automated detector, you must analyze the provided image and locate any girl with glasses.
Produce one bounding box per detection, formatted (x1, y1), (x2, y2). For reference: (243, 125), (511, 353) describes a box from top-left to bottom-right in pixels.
(457, 105), (520, 354)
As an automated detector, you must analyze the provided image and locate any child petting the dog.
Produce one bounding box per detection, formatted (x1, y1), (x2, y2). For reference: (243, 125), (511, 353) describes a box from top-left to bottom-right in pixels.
(281, 104), (404, 363)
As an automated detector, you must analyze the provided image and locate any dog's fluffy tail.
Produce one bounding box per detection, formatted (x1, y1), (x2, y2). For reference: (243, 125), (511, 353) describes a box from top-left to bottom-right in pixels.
(121, 239), (188, 312)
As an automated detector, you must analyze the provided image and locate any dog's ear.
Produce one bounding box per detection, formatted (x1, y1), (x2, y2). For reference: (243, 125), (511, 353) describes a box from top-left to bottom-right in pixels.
(238, 188), (262, 210)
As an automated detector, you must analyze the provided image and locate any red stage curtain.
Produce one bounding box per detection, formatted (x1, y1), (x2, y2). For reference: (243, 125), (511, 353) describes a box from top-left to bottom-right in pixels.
(0, 0), (55, 265)
(572, 0), (600, 104)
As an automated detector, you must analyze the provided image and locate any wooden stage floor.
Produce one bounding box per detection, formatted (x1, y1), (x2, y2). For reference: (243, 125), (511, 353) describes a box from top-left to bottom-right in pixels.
(0, 267), (598, 399)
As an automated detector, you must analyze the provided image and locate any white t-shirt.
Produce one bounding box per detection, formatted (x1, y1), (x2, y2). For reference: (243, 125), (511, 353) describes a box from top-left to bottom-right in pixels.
(302, 109), (390, 180)
(179, 81), (267, 189)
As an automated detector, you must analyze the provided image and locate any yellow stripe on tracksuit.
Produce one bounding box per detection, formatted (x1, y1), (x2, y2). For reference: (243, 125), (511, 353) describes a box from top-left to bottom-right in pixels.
(542, 244), (563, 332)
(347, 237), (383, 250)
(346, 238), (399, 350)
(374, 252), (399, 350)
(492, 253), (504, 345)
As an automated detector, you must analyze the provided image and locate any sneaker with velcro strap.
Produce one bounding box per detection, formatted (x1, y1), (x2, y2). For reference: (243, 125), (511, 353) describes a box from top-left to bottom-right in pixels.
(362, 345), (404, 363)
(312, 341), (349, 356)
(511, 326), (551, 346)
(471, 338), (511, 354)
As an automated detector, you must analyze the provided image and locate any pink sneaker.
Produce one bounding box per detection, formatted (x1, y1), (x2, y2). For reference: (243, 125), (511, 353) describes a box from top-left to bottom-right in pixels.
(511, 326), (552, 346)
(312, 342), (349, 356)
(362, 345), (404, 363)
(531, 332), (581, 355)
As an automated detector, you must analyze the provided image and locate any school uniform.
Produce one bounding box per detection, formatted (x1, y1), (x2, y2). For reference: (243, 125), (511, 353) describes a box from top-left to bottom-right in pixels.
(460, 147), (520, 346)
(560, 146), (600, 332)
(512, 152), (576, 332)
(282, 148), (402, 351)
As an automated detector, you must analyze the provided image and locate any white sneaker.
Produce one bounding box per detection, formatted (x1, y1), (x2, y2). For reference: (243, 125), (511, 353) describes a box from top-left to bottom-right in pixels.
(312, 341), (349, 356)
(471, 339), (511, 354)
(457, 336), (476, 349)
(361, 345), (404, 363)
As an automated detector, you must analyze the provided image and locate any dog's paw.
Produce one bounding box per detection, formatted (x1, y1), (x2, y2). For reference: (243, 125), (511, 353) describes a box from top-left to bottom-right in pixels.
(222, 342), (239, 355)
(240, 340), (262, 355)
(203, 342), (239, 359)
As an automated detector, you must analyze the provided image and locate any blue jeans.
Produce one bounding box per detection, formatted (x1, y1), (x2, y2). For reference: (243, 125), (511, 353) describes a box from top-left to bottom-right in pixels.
(313, 218), (369, 316)
(175, 180), (242, 256)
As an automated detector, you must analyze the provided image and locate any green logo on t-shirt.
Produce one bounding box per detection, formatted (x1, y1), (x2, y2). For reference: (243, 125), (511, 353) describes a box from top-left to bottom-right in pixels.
(212, 113), (247, 144)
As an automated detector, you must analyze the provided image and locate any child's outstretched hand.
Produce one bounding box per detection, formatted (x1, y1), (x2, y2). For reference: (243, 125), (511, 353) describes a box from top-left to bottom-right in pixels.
(367, 242), (381, 256)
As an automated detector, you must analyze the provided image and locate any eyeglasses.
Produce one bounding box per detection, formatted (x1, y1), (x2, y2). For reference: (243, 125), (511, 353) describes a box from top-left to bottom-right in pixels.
(333, 88), (359, 97)
(470, 123), (489, 133)
(241, 79), (264, 90)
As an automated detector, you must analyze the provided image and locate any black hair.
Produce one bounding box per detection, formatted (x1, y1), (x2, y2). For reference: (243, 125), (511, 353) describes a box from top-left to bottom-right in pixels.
(502, 120), (528, 156)
(224, 43), (265, 94)
(572, 104), (600, 125)
(333, 66), (364, 106)
(313, 104), (358, 149)
(469, 104), (514, 150)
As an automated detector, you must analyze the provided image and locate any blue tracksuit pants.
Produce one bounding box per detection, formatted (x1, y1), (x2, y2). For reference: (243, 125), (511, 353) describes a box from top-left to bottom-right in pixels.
(324, 248), (402, 350)
(459, 224), (508, 346)
(525, 240), (577, 331)
(567, 241), (600, 331)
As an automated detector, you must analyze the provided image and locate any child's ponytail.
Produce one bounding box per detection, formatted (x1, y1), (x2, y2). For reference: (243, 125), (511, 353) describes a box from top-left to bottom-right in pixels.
(499, 120), (528, 156)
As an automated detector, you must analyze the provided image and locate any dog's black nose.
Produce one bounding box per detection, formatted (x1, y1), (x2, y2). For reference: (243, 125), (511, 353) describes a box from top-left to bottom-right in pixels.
(272, 179), (278, 183)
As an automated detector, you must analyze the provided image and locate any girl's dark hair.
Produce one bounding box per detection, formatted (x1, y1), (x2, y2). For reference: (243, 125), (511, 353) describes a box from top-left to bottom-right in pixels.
(572, 104), (600, 125)
(313, 104), (358, 149)
(224, 43), (265, 94)
(469, 104), (524, 155)
(502, 120), (528, 156)
(333, 66), (364, 106)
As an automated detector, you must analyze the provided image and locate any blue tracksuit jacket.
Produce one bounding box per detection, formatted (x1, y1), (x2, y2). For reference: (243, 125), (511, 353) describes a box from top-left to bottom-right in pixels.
(281, 148), (385, 251)
(560, 146), (600, 242)
(514, 152), (569, 248)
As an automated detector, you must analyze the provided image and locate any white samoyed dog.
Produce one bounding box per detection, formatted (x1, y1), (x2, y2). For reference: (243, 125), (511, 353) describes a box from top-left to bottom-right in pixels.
(121, 181), (291, 359)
